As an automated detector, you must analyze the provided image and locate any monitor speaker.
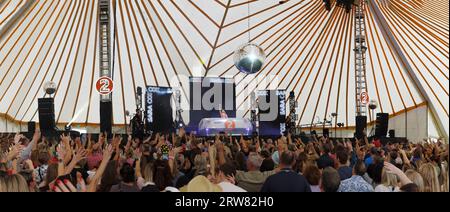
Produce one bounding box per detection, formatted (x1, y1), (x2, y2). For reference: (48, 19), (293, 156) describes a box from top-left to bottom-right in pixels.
(389, 129), (395, 138)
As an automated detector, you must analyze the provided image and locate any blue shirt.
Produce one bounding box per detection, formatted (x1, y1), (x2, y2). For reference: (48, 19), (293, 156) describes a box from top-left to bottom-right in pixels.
(338, 175), (374, 192)
(337, 166), (353, 181)
(365, 156), (373, 168)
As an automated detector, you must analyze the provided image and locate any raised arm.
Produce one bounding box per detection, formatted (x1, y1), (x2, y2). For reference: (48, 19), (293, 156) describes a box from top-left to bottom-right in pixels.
(56, 143), (66, 177)
(135, 150), (142, 179)
(399, 149), (411, 166)
(384, 162), (412, 186)
(31, 129), (41, 152)
(168, 147), (182, 175)
(60, 134), (72, 165)
(208, 143), (217, 176)
(88, 144), (113, 192)
(287, 132), (292, 145)
(216, 140), (226, 166)
(64, 147), (87, 175)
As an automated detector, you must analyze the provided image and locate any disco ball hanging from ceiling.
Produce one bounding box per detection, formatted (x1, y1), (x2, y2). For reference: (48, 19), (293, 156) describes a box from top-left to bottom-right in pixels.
(233, 43), (266, 75)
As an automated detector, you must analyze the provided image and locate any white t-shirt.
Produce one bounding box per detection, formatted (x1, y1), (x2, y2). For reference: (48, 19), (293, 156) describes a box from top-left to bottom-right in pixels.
(218, 182), (247, 192)
(374, 184), (400, 192)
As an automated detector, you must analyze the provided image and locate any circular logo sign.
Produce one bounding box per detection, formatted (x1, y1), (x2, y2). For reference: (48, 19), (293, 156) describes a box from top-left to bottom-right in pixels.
(360, 92), (369, 105)
(96, 76), (114, 95)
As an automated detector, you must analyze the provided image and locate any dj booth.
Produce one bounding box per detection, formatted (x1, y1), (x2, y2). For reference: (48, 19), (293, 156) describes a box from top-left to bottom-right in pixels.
(197, 118), (253, 137)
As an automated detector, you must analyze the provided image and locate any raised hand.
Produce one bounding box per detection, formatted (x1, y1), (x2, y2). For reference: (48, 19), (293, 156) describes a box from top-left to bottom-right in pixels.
(356, 146), (365, 160)
(74, 147), (88, 163)
(112, 135), (122, 149)
(54, 179), (78, 192)
(76, 172), (87, 192)
(178, 128), (186, 138)
(74, 137), (82, 150)
(56, 143), (66, 161)
(226, 174), (236, 185)
(60, 134), (71, 145)
(346, 140), (353, 152)
(134, 148), (142, 160)
(98, 132), (106, 144)
(7, 143), (24, 161)
(102, 144), (114, 161)
(32, 128), (41, 142)
(14, 133), (24, 144)
(0, 152), (7, 163)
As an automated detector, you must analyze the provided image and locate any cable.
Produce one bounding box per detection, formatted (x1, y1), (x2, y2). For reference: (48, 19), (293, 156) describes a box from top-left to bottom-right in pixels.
(248, 1), (251, 43)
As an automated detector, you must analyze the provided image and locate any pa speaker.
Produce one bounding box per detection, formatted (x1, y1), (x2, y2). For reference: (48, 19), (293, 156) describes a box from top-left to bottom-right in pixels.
(100, 101), (113, 134)
(375, 113), (389, 137)
(28, 122), (36, 133)
(355, 116), (367, 139)
(323, 128), (330, 138)
(38, 98), (56, 134)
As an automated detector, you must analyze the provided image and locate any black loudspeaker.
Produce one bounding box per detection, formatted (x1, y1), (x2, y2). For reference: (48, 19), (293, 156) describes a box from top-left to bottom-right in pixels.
(38, 98), (56, 134)
(323, 128), (330, 137)
(375, 113), (389, 137)
(100, 101), (113, 134)
(355, 116), (367, 139)
(389, 130), (395, 138)
(28, 122), (36, 133)
(145, 86), (174, 134)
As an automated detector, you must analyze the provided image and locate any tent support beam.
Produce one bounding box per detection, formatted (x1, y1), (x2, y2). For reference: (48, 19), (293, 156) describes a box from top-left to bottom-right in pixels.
(0, 0), (36, 42)
(368, 1), (448, 141)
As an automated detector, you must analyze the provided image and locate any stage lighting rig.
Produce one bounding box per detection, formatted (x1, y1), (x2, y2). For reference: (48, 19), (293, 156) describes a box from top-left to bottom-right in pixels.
(337, 0), (354, 13)
(288, 91), (299, 135)
(174, 89), (185, 129)
(323, 0), (332, 11)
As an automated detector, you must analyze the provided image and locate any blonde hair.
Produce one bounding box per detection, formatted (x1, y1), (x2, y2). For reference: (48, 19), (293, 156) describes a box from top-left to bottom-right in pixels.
(405, 169), (424, 192)
(194, 154), (208, 177)
(0, 174), (30, 192)
(441, 162), (449, 192)
(419, 163), (441, 192)
(381, 168), (398, 188)
(143, 162), (154, 183)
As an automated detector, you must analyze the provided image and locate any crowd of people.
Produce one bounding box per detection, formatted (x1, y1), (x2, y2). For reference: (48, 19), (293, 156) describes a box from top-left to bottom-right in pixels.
(0, 128), (448, 192)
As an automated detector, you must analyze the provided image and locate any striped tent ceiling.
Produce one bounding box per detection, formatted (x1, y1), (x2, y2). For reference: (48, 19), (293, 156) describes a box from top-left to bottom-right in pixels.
(0, 0), (448, 136)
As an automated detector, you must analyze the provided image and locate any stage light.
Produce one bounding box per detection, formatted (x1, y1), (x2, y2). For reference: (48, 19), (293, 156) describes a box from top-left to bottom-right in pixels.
(233, 43), (266, 74)
(43, 81), (57, 96)
(65, 125), (72, 131)
(369, 100), (378, 110)
(323, 0), (332, 11)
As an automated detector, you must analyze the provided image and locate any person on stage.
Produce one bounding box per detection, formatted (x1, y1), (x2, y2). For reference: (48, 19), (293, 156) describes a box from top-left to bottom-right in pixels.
(219, 104), (228, 119)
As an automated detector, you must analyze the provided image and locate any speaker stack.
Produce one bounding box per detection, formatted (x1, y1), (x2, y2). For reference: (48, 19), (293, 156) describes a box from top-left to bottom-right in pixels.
(355, 116), (367, 139)
(38, 98), (57, 136)
(375, 113), (389, 138)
